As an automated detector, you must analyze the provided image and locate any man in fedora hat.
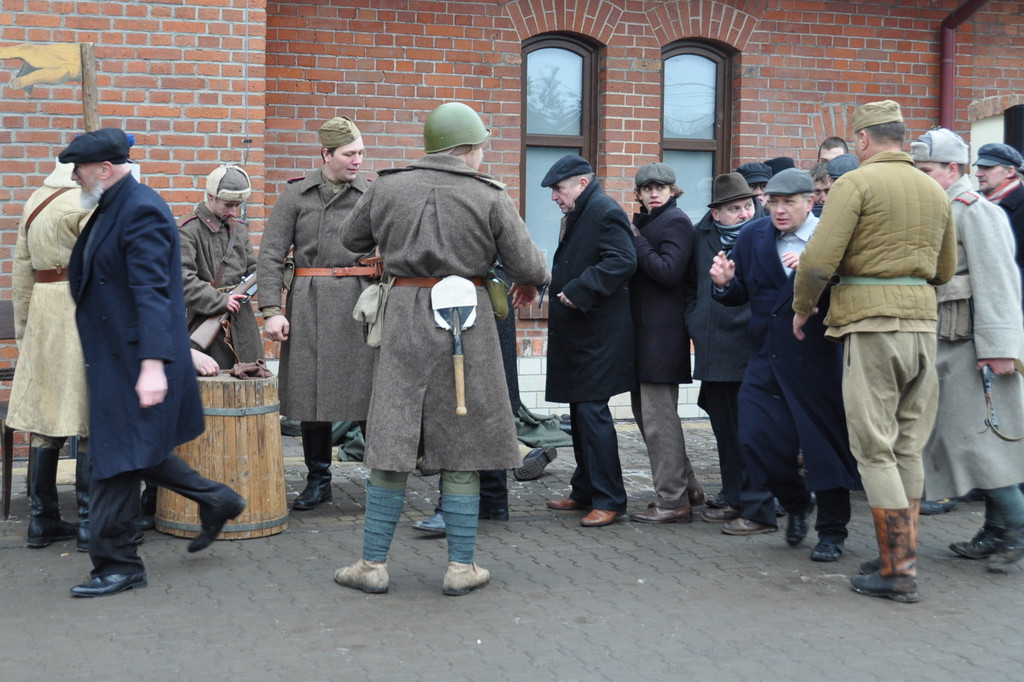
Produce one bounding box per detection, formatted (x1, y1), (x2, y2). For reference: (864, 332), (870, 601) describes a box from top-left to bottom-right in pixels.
(793, 100), (957, 602)
(257, 115), (379, 512)
(710, 169), (860, 561)
(687, 173), (776, 533)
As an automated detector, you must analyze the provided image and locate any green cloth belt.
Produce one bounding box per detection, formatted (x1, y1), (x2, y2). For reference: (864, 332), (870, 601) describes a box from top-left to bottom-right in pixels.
(839, 275), (928, 286)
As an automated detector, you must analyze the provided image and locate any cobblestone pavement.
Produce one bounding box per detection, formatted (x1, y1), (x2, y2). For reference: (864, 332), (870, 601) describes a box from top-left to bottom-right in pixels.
(1, 420), (1022, 680)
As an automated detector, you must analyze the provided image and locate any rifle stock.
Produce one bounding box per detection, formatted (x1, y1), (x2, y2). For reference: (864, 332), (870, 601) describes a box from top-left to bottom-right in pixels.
(189, 272), (258, 350)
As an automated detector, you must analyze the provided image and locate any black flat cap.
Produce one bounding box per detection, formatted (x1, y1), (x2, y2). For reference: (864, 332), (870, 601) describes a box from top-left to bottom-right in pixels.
(735, 162), (772, 185)
(541, 154), (593, 187)
(976, 143), (1024, 169)
(58, 127), (131, 165)
(764, 156), (795, 175)
(826, 153), (859, 179)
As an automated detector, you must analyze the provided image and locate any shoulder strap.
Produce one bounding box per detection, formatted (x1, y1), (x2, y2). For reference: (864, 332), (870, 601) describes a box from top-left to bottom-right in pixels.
(24, 187), (72, 236)
(954, 190), (981, 205)
(211, 224), (238, 289)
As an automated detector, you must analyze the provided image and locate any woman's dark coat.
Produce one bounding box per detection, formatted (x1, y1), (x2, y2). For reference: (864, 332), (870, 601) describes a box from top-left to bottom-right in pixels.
(630, 197), (693, 384)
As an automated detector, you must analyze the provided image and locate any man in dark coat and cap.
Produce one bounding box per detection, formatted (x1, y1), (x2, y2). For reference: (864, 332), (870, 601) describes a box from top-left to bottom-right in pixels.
(542, 154), (637, 528)
(62, 128), (245, 597)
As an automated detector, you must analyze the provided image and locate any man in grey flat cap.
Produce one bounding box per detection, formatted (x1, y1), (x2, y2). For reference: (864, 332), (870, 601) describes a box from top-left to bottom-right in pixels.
(257, 115), (378, 513)
(793, 100), (957, 603)
(975, 142), (1024, 274)
(711, 168), (860, 561)
(62, 127), (245, 597)
(912, 128), (1024, 572)
(541, 154), (637, 528)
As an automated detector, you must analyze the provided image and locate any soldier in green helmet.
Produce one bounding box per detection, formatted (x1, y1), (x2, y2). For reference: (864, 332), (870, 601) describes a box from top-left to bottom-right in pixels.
(334, 102), (549, 596)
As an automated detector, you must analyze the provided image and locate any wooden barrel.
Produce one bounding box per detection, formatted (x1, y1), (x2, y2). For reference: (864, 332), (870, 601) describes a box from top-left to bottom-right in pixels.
(156, 373), (288, 540)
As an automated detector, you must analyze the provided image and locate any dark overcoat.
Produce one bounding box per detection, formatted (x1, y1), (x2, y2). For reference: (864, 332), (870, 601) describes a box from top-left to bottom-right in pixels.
(257, 171), (376, 421)
(68, 175), (204, 481)
(341, 154), (549, 472)
(546, 181), (637, 403)
(996, 182), (1024, 275)
(630, 197), (693, 384)
(685, 210), (752, 383)
(713, 215), (860, 492)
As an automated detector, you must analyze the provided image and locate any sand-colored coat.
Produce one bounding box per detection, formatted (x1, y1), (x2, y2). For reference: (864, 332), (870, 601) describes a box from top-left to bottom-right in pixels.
(7, 182), (90, 437)
(341, 154), (549, 472)
(257, 171), (376, 421)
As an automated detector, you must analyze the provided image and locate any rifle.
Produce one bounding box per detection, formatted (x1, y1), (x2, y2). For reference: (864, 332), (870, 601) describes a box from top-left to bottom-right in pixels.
(189, 272), (258, 350)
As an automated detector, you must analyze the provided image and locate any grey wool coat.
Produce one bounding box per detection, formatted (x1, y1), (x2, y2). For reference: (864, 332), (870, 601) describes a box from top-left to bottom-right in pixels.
(179, 202), (263, 368)
(341, 154), (549, 472)
(257, 171), (377, 422)
(924, 175), (1024, 498)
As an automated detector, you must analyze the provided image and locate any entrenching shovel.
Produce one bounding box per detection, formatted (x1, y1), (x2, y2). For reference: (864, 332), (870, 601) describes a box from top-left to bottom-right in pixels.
(431, 276), (478, 416)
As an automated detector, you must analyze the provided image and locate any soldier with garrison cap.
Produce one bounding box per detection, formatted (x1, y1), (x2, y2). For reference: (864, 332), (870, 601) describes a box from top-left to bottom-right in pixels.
(257, 115), (378, 512)
(334, 102), (548, 597)
(179, 164), (263, 369)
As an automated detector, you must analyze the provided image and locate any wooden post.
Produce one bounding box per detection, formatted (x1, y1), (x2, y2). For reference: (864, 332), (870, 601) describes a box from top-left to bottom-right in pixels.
(80, 43), (99, 132)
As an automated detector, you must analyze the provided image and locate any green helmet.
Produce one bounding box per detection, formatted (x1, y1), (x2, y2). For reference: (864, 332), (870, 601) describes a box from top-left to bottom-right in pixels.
(423, 102), (490, 153)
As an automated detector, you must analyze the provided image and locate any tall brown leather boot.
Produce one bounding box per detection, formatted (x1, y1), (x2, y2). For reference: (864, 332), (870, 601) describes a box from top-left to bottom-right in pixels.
(850, 506), (919, 603)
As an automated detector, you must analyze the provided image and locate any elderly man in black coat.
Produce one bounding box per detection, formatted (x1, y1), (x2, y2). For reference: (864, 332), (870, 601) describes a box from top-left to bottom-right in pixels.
(542, 155), (637, 527)
(62, 128), (245, 597)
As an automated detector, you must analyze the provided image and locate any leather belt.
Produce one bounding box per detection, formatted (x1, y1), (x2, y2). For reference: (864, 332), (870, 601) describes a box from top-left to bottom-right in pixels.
(36, 268), (69, 283)
(294, 266), (379, 278)
(393, 277), (483, 287)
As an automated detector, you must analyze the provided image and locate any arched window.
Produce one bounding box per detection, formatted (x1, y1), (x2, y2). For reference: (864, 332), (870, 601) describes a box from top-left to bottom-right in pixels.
(662, 42), (733, 219)
(521, 34), (598, 267)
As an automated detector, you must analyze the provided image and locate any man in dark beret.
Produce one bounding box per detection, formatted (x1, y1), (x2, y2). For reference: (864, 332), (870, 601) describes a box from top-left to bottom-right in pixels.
(61, 127), (246, 597)
(541, 154), (637, 527)
(975, 142), (1024, 275)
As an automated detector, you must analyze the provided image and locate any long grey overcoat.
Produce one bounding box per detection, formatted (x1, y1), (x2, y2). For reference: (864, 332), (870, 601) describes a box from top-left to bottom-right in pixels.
(179, 202), (263, 368)
(341, 154), (549, 472)
(7, 182), (90, 437)
(924, 176), (1024, 498)
(257, 171), (376, 422)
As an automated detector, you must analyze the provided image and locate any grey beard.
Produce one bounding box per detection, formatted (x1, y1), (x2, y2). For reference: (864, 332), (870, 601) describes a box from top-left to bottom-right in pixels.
(79, 184), (102, 210)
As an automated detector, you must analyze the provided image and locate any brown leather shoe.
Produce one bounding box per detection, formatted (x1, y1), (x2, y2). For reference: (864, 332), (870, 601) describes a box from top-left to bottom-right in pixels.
(700, 505), (740, 522)
(547, 497), (587, 511)
(580, 509), (622, 527)
(630, 505), (693, 524)
(688, 487), (706, 508)
(722, 518), (778, 535)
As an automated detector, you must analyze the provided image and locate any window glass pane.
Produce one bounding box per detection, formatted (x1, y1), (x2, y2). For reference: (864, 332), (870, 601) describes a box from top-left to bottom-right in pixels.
(526, 48), (583, 136)
(664, 150), (713, 221)
(524, 146), (579, 268)
(664, 54), (716, 140)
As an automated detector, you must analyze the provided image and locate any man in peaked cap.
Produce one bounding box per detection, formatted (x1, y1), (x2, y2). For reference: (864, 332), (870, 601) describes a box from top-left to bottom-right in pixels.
(710, 168), (860, 561)
(541, 154), (637, 528)
(975, 142), (1024, 273)
(793, 100), (957, 603)
(257, 115), (379, 513)
(911, 128), (1024, 572)
(179, 165), (263, 369)
(61, 127), (245, 597)
(735, 161), (772, 212)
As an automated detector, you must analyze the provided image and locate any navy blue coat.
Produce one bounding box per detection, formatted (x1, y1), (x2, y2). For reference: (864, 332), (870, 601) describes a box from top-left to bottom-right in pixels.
(546, 180), (637, 403)
(630, 198), (693, 384)
(69, 175), (204, 480)
(713, 216), (859, 492)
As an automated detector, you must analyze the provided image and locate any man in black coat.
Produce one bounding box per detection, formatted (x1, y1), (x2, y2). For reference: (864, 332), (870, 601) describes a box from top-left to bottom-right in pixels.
(62, 128), (245, 597)
(542, 155), (637, 527)
(976, 143), (1024, 277)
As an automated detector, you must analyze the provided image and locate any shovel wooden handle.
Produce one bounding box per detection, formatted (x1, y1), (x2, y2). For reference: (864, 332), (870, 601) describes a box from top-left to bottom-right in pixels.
(453, 353), (467, 416)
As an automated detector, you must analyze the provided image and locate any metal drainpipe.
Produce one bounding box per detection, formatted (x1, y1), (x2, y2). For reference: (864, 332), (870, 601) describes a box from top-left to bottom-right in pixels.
(940, 0), (991, 129)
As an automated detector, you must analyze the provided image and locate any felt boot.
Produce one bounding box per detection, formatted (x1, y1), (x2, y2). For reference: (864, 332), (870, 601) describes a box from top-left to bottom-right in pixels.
(442, 561), (491, 596)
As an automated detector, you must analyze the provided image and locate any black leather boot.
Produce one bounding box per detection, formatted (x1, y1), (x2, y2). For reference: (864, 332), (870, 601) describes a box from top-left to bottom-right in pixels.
(135, 481), (157, 531)
(26, 447), (77, 548)
(293, 422), (333, 511)
(75, 446), (92, 553)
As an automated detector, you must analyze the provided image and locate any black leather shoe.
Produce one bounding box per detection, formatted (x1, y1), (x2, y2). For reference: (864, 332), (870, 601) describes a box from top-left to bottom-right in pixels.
(920, 498), (958, 515)
(785, 501), (813, 547)
(810, 538), (844, 562)
(134, 516), (156, 532)
(188, 493), (246, 553)
(479, 507), (510, 521)
(71, 572), (148, 598)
